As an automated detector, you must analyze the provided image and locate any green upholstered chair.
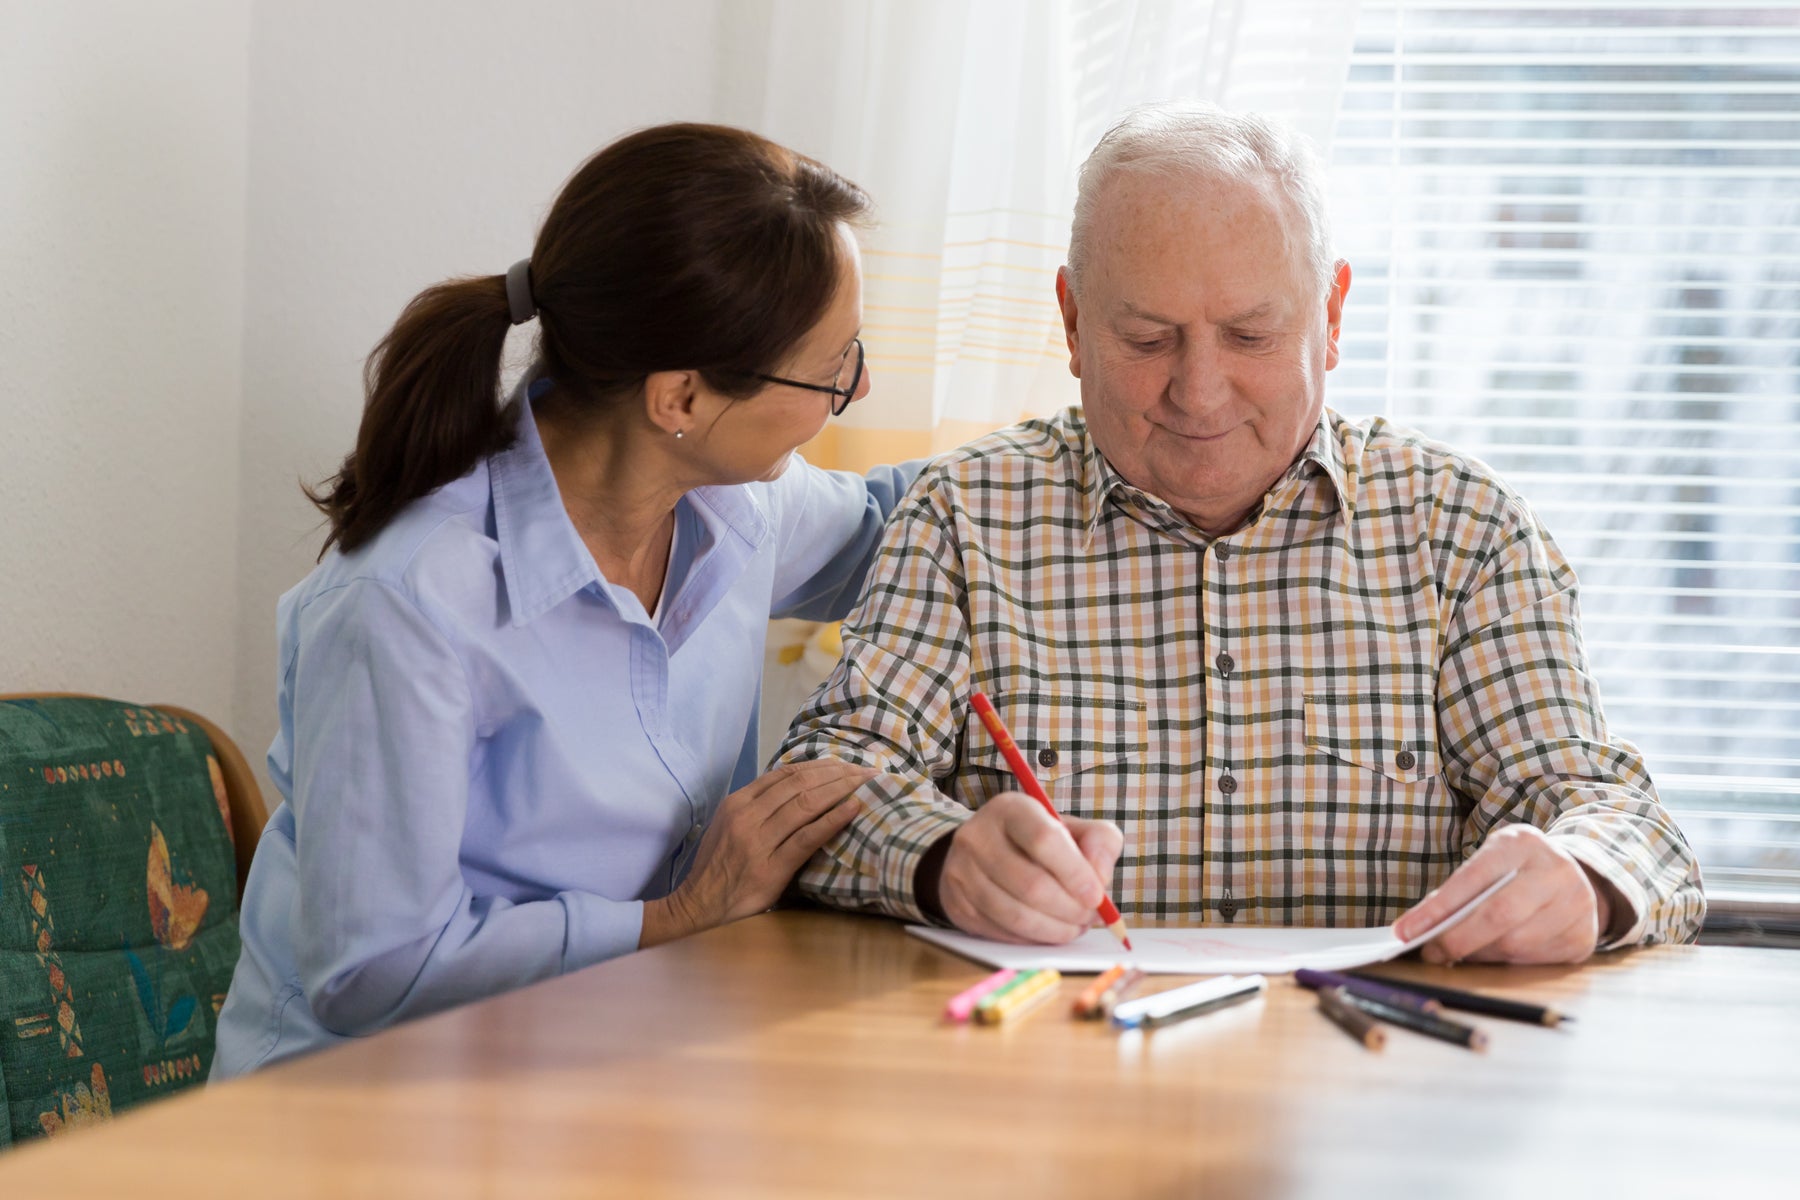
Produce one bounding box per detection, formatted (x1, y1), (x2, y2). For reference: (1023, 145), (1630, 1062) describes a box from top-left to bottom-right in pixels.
(0, 694), (266, 1147)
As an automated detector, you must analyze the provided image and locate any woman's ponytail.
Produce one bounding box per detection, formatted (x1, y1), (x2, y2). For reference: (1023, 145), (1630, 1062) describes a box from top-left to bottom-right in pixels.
(306, 274), (515, 556)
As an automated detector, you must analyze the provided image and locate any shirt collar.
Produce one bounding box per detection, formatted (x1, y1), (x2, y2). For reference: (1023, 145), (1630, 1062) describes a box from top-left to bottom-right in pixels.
(1080, 407), (1356, 539)
(1076, 418), (1129, 536)
(1290, 409), (1356, 518)
(488, 382), (774, 628)
(687, 481), (771, 553)
(489, 391), (605, 627)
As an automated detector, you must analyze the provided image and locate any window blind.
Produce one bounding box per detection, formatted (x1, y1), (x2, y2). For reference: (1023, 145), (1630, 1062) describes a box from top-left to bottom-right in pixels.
(1326, 2), (1800, 906)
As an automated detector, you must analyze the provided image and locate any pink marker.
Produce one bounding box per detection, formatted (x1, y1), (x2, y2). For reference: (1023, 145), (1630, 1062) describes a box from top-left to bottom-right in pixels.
(944, 968), (1017, 1022)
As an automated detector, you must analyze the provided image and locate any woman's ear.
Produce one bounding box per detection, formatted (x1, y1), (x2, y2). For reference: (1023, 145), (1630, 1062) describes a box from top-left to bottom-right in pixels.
(643, 369), (699, 439)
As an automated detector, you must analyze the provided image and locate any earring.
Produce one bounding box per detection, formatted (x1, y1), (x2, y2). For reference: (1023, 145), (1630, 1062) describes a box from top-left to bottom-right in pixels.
(674, 430), (684, 439)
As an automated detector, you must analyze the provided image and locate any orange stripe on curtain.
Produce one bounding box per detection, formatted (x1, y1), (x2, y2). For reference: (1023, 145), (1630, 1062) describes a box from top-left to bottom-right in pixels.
(800, 419), (1034, 475)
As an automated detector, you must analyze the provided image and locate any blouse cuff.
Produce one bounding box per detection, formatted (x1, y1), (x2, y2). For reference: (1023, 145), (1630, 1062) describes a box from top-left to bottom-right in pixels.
(561, 894), (648, 971)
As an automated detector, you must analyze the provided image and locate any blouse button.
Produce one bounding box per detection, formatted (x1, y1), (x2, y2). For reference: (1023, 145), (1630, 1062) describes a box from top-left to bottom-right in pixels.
(1037, 747), (1059, 769)
(1396, 750), (1417, 771)
(1219, 773), (1238, 794)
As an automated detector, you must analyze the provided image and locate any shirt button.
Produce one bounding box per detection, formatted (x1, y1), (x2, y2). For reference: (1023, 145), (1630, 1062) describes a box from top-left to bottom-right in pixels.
(1219, 773), (1238, 794)
(689, 822), (704, 842)
(1214, 543), (1232, 561)
(1396, 750), (1417, 771)
(1037, 747), (1059, 769)
(1216, 652), (1235, 677)
(1218, 896), (1238, 919)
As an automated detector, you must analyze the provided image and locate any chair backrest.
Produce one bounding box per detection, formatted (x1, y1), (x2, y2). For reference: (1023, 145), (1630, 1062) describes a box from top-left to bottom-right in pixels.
(0, 695), (265, 1148)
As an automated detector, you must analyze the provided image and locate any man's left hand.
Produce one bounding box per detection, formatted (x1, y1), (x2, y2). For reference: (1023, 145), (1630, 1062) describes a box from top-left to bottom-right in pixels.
(1392, 825), (1612, 965)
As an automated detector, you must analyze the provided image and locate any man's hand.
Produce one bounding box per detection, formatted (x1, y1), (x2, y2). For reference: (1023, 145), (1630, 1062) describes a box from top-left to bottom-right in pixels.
(937, 791), (1124, 944)
(1393, 824), (1612, 965)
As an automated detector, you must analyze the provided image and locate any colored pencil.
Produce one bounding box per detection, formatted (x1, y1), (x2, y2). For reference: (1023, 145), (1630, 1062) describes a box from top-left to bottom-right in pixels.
(1318, 987), (1387, 1051)
(1334, 989), (1489, 1052)
(969, 692), (1133, 951)
(975, 968), (1062, 1025)
(1294, 968), (1442, 1015)
(1344, 970), (1573, 1027)
(1072, 965), (1128, 1018)
(1111, 974), (1266, 1030)
(944, 968), (1017, 1023)
(1097, 968), (1147, 1018)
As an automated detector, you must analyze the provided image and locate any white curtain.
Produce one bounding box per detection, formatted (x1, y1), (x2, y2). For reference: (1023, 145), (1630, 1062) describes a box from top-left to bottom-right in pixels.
(721, 0), (1364, 472)
(719, 0), (1366, 757)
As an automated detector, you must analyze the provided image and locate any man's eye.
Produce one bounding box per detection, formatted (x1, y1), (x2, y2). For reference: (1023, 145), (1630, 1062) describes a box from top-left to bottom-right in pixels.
(1127, 337), (1168, 352)
(1231, 332), (1269, 348)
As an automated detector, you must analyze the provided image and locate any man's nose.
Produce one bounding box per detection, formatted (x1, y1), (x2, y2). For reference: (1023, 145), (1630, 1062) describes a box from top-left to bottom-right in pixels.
(1167, 334), (1229, 413)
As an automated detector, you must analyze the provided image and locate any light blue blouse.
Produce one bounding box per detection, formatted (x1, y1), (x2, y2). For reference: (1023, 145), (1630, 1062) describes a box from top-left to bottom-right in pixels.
(212, 387), (918, 1076)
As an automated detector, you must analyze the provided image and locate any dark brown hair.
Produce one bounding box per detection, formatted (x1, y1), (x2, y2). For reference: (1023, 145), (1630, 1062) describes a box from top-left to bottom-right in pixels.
(308, 123), (871, 555)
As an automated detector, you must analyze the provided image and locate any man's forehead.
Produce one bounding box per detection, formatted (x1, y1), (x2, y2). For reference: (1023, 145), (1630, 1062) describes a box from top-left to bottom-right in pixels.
(1088, 169), (1313, 316)
(1117, 296), (1281, 326)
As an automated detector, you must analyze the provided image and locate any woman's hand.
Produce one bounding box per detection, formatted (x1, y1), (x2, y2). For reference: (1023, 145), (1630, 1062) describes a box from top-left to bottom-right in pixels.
(640, 759), (876, 947)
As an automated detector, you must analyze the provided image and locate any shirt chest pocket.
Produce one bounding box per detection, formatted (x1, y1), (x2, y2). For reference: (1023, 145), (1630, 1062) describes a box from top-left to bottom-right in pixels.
(1303, 692), (1440, 783)
(962, 690), (1148, 801)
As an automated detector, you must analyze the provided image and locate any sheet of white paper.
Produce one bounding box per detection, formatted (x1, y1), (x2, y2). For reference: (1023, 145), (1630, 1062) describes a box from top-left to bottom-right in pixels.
(906, 868), (1518, 975)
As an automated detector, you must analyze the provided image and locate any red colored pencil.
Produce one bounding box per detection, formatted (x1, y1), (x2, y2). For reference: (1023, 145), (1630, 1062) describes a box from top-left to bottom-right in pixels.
(969, 692), (1133, 951)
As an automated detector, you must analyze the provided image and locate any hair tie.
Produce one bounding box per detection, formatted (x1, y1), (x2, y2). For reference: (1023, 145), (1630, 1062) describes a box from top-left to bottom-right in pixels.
(505, 258), (537, 325)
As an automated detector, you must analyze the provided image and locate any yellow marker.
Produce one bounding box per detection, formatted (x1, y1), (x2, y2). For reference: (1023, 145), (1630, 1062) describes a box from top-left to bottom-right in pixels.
(975, 968), (1062, 1025)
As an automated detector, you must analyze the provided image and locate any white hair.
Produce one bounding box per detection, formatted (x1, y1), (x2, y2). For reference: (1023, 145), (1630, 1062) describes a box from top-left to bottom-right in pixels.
(1067, 100), (1335, 295)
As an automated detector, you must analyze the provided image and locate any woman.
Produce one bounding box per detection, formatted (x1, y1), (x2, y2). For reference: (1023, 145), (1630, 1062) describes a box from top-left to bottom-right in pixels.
(212, 124), (916, 1076)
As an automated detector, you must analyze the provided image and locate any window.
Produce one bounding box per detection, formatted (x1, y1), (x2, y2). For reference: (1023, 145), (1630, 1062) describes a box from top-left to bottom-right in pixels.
(1329, 2), (1800, 905)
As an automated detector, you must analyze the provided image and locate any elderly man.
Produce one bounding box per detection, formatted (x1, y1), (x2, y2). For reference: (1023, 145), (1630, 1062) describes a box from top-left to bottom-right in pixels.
(778, 102), (1703, 962)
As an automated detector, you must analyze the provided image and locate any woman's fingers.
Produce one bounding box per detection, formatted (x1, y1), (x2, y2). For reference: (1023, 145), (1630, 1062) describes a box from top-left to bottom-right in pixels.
(675, 759), (878, 929)
(756, 760), (877, 834)
(771, 791), (864, 875)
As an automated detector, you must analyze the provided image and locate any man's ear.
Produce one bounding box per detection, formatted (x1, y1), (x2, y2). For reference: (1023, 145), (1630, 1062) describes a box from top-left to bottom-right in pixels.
(1324, 259), (1352, 372)
(1055, 266), (1083, 378)
(643, 369), (699, 439)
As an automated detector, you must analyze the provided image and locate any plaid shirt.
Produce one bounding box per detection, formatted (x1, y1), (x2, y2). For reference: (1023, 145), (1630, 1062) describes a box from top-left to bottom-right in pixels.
(780, 407), (1705, 947)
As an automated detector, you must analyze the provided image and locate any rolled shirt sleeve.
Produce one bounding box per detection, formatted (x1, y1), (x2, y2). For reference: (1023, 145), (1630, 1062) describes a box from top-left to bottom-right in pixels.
(1435, 496), (1706, 948)
(778, 481), (977, 922)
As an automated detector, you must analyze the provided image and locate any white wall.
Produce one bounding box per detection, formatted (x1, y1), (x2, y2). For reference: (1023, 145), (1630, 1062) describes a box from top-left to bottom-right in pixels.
(0, 2), (251, 715)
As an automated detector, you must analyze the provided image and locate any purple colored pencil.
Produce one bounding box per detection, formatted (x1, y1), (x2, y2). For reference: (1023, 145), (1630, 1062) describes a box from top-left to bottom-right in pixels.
(1294, 968), (1442, 1016)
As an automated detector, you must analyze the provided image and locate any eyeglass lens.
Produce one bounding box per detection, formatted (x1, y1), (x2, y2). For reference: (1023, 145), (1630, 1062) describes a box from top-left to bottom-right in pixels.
(833, 340), (865, 416)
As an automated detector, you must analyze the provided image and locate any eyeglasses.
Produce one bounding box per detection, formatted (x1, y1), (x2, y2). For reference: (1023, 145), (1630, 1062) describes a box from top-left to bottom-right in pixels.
(748, 338), (864, 417)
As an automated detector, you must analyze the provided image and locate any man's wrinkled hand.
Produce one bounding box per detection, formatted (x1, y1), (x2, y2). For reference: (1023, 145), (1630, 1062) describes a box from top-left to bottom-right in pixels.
(1393, 824), (1611, 965)
(937, 791), (1123, 945)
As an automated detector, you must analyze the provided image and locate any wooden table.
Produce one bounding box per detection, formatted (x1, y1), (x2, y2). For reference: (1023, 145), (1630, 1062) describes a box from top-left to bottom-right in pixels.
(2, 912), (1794, 1198)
